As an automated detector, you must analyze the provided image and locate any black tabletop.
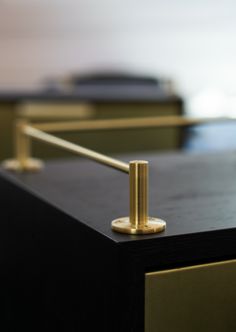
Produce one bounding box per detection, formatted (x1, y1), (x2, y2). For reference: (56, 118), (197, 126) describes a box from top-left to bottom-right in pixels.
(2, 150), (236, 245)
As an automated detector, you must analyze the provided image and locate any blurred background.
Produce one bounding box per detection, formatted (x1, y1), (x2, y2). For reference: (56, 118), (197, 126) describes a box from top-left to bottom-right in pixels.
(1, 0), (236, 160)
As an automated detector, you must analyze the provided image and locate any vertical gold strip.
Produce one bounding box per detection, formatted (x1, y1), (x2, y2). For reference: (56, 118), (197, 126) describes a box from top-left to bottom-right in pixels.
(15, 119), (31, 169)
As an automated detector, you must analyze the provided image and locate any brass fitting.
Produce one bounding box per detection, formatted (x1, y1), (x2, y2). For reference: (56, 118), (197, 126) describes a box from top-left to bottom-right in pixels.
(2, 119), (43, 172)
(111, 160), (166, 234)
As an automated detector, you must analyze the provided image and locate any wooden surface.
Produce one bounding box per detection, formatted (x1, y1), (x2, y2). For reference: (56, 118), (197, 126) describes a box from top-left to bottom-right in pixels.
(2, 150), (236, 266)
(0, 168), (136, 332)
(2, 150), (236, 331)
(2, 151), (236, 238)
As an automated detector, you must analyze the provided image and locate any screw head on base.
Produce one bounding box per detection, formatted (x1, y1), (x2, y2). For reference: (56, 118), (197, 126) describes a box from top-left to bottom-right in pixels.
(2, 158), (44, 172)
(111, 217), (166, 235)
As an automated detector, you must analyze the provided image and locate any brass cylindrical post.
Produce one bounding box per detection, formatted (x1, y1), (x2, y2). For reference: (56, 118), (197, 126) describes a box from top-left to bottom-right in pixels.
(129, 160), (148, 229)
(2, 119), (43, 172)
(111, 160), (166, 234)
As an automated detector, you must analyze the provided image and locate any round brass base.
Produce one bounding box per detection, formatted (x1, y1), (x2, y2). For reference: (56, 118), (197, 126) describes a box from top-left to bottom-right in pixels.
(111, 217), (166, 235)
(2, 158), (44, 172)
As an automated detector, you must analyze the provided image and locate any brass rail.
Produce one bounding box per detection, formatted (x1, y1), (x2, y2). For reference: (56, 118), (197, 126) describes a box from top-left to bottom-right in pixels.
(24, 125), (129, 173)
(33, 115), (236, 133)
(3, 120), (166, 234)
(4, 113), (236, 235)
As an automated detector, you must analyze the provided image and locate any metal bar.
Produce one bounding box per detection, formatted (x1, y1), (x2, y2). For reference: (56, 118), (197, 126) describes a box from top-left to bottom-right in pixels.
(23, 125), (129, 173)
(32, 115), (236, 133)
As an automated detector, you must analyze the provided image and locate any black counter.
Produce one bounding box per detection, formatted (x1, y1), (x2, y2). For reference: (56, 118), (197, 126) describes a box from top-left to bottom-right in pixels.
(1, 151), (235, 331)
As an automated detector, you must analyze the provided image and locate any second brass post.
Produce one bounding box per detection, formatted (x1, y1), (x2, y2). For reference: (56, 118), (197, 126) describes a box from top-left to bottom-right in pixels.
(15, 119), (31, 170)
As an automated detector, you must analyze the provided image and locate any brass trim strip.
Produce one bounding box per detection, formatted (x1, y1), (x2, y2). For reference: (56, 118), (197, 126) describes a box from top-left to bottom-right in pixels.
(146, 258), (236, 277)
(23, 125), (129, 173)
(32, 115), (236, 133)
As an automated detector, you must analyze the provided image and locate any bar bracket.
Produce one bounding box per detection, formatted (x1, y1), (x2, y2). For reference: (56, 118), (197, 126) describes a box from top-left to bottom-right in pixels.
(112, 161), (166, 234)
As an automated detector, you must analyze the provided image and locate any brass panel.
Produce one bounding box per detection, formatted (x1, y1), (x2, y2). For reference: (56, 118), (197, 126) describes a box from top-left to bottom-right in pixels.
(145, 259), (236, 332)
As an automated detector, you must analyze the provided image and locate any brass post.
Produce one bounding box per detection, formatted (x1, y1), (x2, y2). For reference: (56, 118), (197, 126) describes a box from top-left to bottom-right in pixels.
(2, 119), (43, 172)
(15, 119), (31, 168)
(111, 160), (166, 234)
(129, 161), (148, 229)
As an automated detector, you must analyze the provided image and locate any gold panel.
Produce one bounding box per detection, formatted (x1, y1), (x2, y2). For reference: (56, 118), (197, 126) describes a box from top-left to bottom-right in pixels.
(145, 259), (236, 332)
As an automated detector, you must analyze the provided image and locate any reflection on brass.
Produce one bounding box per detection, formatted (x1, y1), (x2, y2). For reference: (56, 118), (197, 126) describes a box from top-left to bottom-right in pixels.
(2, 158), (43, 172)
(111, 216), (166, 235)
(145, 259), (236, 332)
(32, 115), (236, 133)
(130, 161), (148, 228)
(112, 161), (166, 234)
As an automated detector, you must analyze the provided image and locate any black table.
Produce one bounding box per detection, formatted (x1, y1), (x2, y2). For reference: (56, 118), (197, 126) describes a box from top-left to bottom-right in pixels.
(1, 151), (236, 332)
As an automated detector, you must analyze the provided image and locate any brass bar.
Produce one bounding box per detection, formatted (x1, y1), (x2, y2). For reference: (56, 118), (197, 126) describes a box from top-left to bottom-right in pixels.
(32, 115), (236, 133)
(23, 125), (129, 173)
(129, 161), (148, 229)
